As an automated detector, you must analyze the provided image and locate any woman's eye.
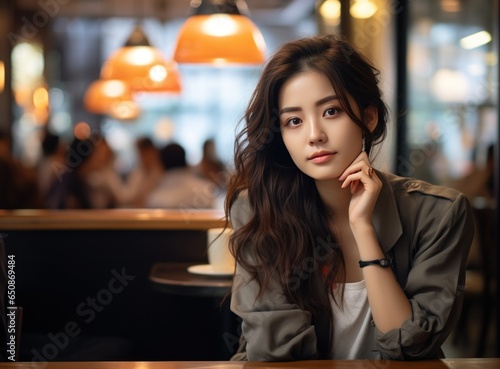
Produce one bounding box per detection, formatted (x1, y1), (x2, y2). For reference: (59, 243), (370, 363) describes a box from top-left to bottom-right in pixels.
(286, 117), (301, 126)
(324, 108), (339, 117)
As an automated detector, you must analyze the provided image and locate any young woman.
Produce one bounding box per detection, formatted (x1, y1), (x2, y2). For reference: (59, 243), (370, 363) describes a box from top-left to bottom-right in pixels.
(224, 34), (474, 361)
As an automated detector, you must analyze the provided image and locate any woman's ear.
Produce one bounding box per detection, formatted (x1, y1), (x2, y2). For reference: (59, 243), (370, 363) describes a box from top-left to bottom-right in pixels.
(364, 106), (378, 133)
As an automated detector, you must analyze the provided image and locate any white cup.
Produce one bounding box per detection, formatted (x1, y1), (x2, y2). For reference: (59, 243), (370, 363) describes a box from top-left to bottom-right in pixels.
(207, 228), (234, 272)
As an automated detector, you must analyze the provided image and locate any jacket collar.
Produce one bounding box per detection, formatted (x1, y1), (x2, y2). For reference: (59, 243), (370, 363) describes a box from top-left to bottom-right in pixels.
(372, 171), (403, 253)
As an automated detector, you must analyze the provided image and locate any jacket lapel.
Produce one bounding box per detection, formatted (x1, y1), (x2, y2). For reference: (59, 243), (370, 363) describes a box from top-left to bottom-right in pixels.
(372, 171), (403, 253)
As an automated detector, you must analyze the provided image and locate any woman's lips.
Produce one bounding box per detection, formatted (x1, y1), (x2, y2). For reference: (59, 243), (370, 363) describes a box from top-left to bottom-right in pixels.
(309, 153), (335, 164)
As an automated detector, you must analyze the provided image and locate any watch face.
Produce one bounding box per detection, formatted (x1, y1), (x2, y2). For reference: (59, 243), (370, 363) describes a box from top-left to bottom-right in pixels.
(380, 259), (391, 267)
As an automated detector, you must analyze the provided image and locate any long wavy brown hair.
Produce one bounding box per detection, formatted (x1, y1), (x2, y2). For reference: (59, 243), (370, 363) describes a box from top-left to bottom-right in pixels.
(224, 34), (388, 315)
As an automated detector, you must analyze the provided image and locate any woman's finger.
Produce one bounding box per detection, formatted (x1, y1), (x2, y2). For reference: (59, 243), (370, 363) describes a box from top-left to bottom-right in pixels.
(339, 160), (372, 182)
(338, 151), (371, 180)
(341, 167), (379, 189)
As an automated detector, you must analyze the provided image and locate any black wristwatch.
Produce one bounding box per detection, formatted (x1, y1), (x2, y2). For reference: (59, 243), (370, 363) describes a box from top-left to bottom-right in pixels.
(358, 258), (392, 268)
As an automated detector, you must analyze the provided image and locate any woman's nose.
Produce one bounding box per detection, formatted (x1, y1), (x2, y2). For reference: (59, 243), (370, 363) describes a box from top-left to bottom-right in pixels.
(308, 119), (327, 145)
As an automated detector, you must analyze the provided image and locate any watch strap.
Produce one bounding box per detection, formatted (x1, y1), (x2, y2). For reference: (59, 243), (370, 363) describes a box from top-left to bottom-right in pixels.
(358, 258), (392, 268)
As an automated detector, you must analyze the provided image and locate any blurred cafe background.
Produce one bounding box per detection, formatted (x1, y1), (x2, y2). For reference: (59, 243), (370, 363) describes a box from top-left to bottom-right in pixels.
(0, 0), (499, 362)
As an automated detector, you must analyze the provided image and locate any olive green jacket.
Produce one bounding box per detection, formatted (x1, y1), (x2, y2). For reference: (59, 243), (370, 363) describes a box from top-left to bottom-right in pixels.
(229, 171), (474, 360)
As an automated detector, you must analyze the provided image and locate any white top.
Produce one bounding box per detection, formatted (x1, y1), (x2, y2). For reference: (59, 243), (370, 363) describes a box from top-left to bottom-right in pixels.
(330, 280), (378, 359)
(146, 168), (218, 209)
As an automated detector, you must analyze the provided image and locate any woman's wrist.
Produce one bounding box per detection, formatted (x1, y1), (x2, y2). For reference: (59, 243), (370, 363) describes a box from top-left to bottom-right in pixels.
(349, 219), (374, 234)
(351, 223), (383, 258)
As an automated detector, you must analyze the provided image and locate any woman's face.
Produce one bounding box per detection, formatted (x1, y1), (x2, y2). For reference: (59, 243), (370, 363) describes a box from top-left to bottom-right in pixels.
(278, 70), (366, 181)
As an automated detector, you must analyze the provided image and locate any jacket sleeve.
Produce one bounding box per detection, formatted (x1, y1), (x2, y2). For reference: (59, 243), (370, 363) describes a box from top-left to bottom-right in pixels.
(229, 194), (318, 361)
(376, 192), (474, 359)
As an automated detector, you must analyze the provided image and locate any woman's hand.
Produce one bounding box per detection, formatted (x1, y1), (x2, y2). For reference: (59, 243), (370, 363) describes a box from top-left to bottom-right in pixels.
(338, 151), (382, 228)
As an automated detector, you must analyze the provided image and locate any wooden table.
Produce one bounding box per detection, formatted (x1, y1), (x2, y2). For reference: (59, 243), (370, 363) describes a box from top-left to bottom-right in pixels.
(0, 209), (226, 230)
(0, 359), (498, 368)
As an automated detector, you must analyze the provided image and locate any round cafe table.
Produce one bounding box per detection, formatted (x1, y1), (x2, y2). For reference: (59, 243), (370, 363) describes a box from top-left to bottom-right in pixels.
(148, 262), (237, 359)
(148, 262), (233, 297)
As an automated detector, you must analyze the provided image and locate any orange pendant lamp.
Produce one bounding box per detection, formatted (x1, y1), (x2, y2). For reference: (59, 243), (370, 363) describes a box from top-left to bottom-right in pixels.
(84, 79), (140, 120)
(173, 0), (266, 65)
(101, 25), (181, 93)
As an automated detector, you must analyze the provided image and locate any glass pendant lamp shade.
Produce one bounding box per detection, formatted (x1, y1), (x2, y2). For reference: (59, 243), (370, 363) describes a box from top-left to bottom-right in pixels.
(101, 47), (181, 93)
(100, 25), (181, 93)
(173, 1), (266, 64)
(84, 79), (140, 120)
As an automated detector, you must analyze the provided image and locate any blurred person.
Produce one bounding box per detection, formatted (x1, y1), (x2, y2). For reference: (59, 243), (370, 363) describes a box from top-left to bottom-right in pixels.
(196, 138), (228, 190)
(48, 137), (126, 209)
(0, 156), (41, 209)
(0, 131), (41, 209)
(81, 138), (126, 209)
(47, 138), (94, 209)
(121, 137), (163, 207)
(37, 131), (66, 206)
(448, 144), (494, 200)
(146, 142), (217, 209)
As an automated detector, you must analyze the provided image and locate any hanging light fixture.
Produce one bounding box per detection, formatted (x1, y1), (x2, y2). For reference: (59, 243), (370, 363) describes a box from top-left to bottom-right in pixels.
(350, 0), (378, 19)
(317, 0), (341, 27)
(101, 25), (181, 93)
(173, 0), (266, 65)
(83, 79), (140, 120)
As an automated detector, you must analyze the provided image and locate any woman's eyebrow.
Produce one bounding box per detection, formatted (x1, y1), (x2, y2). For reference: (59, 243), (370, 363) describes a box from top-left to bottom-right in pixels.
(315, 95), (339, 106)
(279, 106), (301, 115)
(279, 95), (339, 116)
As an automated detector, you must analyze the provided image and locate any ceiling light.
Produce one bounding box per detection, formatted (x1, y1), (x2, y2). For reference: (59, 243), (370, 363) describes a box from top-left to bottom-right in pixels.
(318, 0), (341, 26)
(173, 0), (266, 65)
(100, 25), (181, 93)
(83, 79), (140, 120)
(460, 31), (492, 50)
(350, 0), (378, 19)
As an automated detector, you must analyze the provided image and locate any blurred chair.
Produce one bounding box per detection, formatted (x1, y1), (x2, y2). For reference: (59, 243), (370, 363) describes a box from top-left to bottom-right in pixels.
(455, 197), (495, 357)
